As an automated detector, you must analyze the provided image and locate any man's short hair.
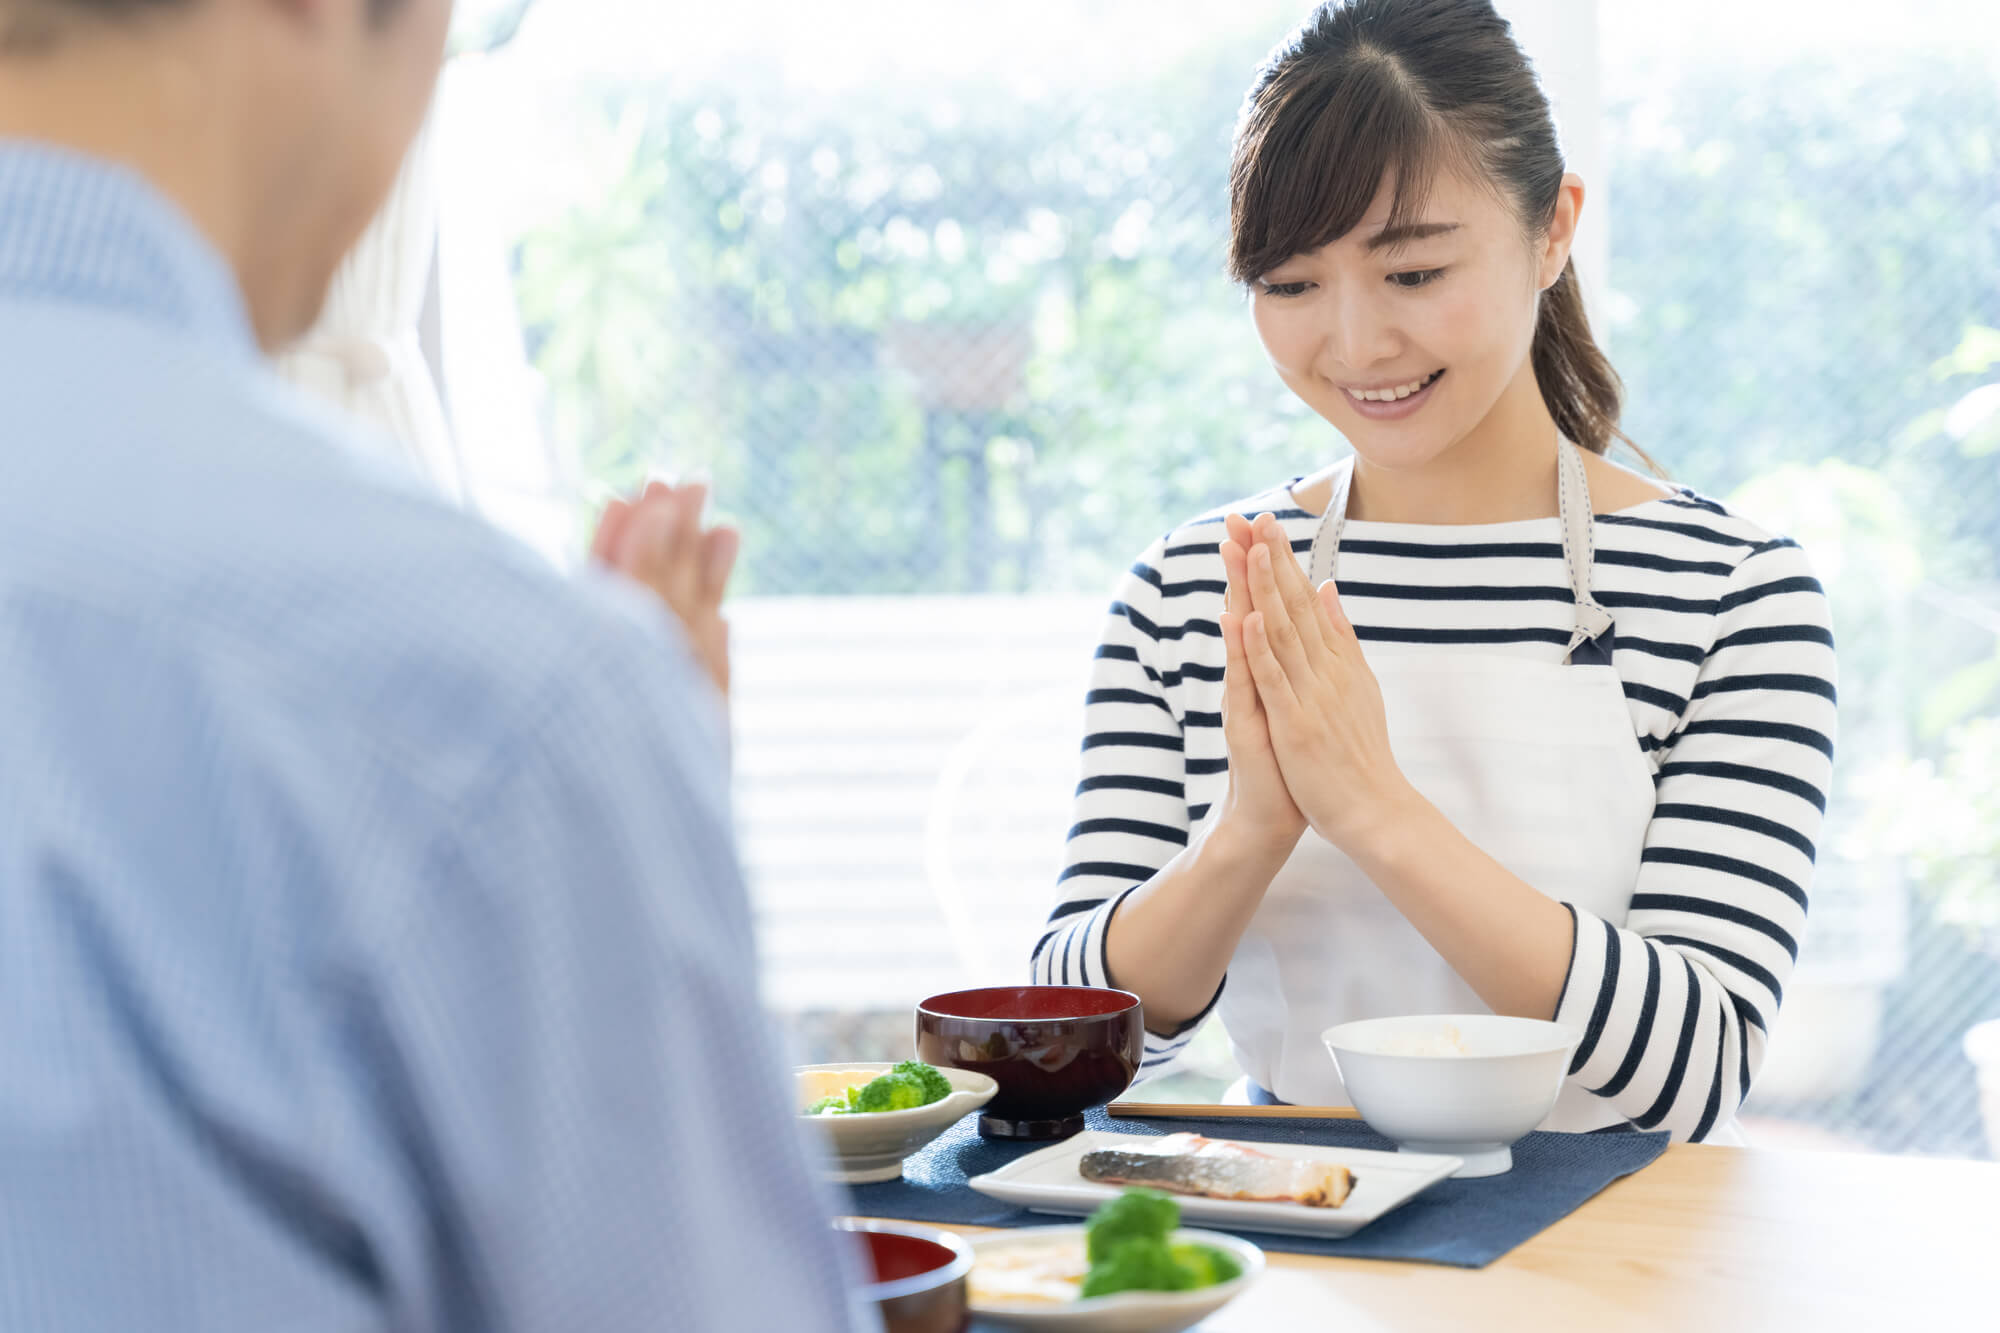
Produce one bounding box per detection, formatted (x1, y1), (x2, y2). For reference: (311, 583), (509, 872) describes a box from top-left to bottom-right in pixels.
(4, 0), (403, 51)
(17, 0), (401, 11)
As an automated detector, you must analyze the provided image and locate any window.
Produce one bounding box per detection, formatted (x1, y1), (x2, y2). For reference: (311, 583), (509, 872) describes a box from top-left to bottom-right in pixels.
(447, 0), (2000, 1156)
(1600, 0), (2000, 1158)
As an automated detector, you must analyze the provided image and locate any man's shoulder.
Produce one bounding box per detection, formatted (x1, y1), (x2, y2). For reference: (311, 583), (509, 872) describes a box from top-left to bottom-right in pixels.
(2, 319), (712, 798)
(203, 443), (712, 798)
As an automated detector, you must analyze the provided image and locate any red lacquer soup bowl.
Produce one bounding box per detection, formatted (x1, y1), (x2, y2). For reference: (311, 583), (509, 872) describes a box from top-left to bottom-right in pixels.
(833, 1218), (972, 1333)
(915, 985), (1144, 1140)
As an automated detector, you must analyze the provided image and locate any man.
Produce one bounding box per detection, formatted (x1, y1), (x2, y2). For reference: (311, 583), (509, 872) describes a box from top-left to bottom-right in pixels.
(0, 2), (872, 1329)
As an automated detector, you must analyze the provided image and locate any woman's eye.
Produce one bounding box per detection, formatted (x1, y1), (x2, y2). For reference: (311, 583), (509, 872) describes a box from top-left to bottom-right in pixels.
(1388, 268), (1445, 289)
(1260, 280), (1313, 298)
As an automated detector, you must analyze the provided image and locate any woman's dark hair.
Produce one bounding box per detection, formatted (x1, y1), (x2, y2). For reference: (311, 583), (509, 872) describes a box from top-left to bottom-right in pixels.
(1230, 0), (1642, 462)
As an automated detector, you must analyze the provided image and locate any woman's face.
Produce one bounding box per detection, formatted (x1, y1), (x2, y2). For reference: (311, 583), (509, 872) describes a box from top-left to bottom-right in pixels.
(1249, 168), (1575, 472)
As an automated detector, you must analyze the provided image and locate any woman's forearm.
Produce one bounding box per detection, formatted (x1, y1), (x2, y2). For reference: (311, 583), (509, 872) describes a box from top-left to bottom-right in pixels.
(1102, 818), (1297, 1034)
(1349, 790), (1575, 1021)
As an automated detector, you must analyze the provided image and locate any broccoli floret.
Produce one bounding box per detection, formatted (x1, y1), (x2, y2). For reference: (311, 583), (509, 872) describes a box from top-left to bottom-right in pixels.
(1076, 1190), (1236, 1298)
(825, 1063), (950, 1114)
(890, 1060), (953, 1105)
(851, 1071), (929, 1112)
(1084, 1188), (1179, 1263)
(1169, 1242), (1243, 1288)
(1080, 1238), (1195, 1299)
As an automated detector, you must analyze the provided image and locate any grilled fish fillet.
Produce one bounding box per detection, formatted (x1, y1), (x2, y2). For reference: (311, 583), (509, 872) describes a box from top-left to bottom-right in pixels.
(1078, 1133), (1354, 1208)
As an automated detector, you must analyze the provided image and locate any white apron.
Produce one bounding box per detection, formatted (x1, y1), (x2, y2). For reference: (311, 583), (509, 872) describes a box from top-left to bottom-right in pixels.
(1213, 440), (1730, 1138)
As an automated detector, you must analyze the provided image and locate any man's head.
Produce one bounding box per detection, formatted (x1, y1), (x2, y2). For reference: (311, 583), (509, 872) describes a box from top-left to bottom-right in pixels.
(0, 0), (454, 348)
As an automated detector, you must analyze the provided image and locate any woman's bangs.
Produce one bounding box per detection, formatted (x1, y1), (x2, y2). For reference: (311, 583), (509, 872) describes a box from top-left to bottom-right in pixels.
(1231, 61), (1448, 283)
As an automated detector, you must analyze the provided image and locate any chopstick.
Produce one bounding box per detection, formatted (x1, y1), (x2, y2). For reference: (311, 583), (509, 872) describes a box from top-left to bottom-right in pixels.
(1106, 1101), (1363, 1120)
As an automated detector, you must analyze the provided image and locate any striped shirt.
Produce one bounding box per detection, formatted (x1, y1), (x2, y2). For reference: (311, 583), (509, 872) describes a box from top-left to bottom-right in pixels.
(0, 143), (871, 1330)
(1032, 478), (1837, 1141)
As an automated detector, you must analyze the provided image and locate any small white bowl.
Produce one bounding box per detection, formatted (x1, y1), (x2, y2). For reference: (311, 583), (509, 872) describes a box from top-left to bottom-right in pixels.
(966, 1225), (1262, 1333)
(797, 1062), (996, 1183)
(1322, 1014), (1581, 1178)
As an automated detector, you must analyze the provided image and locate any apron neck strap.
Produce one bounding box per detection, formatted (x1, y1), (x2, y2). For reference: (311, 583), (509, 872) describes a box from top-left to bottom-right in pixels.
(1306, 438), (1615, 662)
(1554, 437), (1617, 657)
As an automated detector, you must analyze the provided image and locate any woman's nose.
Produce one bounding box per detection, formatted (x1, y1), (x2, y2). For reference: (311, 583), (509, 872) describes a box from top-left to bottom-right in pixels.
(1322, 294), (1401, 374)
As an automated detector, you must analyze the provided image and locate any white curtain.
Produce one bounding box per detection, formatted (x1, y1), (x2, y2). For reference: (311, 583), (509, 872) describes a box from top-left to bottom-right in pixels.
(275, 73), (579, 565)
(433, 56), (580, 565)
(276, 110), (468, 502)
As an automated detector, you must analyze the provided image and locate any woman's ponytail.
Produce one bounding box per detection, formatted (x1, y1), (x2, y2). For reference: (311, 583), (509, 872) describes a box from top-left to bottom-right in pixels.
(1531, 258), (1657, 471)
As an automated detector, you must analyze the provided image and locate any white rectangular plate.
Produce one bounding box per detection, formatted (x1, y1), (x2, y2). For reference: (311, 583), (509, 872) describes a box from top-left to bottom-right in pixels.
(966, 1131), (1462, 1239)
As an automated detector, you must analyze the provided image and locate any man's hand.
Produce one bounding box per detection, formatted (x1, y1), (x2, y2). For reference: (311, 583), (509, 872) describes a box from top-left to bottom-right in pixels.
(590, 479), (739, 699)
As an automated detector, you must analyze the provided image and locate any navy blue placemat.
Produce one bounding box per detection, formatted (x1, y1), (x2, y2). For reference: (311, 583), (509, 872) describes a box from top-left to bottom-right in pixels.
(842, 1107), (1667, 1268)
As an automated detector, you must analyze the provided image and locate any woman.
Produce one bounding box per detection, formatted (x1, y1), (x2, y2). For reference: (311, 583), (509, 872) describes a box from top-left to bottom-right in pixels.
(1031, 0), (1835, 1142)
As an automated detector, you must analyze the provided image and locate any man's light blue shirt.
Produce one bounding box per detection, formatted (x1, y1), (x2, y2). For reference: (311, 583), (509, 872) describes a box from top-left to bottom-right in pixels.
(0, 142), (870, 1332)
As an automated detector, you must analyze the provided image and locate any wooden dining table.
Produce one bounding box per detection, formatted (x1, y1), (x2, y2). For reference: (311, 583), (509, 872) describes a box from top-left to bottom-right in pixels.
(881, 1140), (2000, 1332)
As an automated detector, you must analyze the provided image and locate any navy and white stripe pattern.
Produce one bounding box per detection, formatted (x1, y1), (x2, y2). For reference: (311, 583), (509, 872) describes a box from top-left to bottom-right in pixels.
(0, 145), (871, 1331)
(1033, 481), (1836, 1139)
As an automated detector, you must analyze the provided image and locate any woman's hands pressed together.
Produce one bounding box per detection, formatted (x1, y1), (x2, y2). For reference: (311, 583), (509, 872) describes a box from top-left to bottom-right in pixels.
(1231, 511), (1422, 854)
(1217, 512), (1309, 851)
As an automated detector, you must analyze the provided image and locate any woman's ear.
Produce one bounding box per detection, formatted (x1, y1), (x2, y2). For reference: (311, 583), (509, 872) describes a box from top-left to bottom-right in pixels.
(1539, 172), (1585, 290)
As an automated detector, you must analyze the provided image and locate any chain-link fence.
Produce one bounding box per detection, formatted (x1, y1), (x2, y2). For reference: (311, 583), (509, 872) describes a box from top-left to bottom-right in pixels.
(1601, 6), (2000, 1159)
(491, 1), (2000, 1157)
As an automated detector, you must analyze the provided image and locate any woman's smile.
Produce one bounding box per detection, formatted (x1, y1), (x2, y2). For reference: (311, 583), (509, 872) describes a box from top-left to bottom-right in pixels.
(1341, 368), (1445, 420)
